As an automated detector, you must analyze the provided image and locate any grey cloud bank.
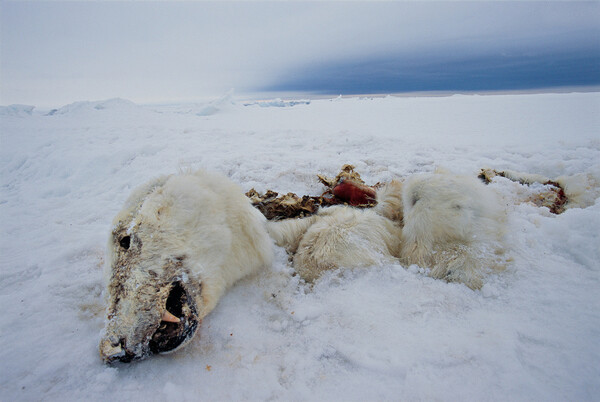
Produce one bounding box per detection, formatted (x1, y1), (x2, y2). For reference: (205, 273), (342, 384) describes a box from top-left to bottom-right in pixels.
(1, 2), (599, 107)
(266, 43), (600, 94)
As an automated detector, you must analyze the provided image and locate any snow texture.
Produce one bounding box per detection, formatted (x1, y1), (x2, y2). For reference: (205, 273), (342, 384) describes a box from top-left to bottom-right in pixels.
(244, 98), (312, 108)
(1, 92), (599, 401)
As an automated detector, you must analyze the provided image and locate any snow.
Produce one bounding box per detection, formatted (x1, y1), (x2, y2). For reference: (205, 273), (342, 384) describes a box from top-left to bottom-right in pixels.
(243, 98), (312, 108)
(0, 104), (35, 117)
(1, 92), (599, 400)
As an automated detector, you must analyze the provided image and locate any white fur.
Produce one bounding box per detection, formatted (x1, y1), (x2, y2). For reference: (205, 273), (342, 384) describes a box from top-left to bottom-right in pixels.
(270, 171), (506, 289)
(556, 173), (600, 208)
(100, 170), (273, 361)
(373, 179), (404, 223)
(498, 168), (600, 209)
(268, 206), (402, 282)
(400, 172), (506, 289)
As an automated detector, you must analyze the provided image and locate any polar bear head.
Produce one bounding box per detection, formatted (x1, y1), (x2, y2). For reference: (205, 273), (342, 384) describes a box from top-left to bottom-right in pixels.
(99, 175), (204, 363)
(99, 171), (274, 363)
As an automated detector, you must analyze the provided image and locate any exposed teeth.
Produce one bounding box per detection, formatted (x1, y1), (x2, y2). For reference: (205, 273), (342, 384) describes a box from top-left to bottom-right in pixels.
(161, 310), (180, 323)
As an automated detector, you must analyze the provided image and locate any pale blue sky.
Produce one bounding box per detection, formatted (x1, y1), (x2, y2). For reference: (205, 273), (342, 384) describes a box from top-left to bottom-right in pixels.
(2, 1), (599, 107)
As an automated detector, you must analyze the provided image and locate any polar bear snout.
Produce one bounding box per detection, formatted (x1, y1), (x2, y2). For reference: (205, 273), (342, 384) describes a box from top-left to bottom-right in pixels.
(100, 279), (201, 364)
(99, 336), (128, 363)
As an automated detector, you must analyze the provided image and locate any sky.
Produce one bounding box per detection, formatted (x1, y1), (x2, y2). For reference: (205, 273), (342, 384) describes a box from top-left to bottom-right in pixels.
(1, 1), (599, 107)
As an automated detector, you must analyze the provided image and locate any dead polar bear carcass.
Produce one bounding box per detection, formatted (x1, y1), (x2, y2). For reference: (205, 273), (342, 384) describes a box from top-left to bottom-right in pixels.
(99, 171), (273, 363)
(268, 171), (506, 289)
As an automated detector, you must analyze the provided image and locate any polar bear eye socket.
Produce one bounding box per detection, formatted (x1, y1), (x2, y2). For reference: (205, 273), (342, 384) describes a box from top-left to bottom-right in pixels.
(119, 236), (131, 250)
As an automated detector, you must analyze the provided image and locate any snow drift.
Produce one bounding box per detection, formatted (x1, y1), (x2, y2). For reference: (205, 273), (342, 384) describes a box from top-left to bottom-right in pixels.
(1, 91), (599, 400)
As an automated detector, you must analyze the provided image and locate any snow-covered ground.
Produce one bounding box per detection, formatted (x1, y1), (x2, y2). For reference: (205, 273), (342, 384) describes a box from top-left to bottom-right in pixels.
(1, 92), (599, 401)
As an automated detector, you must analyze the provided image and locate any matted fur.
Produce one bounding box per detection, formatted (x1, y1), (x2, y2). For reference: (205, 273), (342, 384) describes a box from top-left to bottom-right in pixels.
(268, 206), (402, 282)
(269, 171), (506, 289)
(483, 168), (600, 210)
(373, 179), (404, 223)
(99, 170), (273, 362)
(400, 172), (506, 289)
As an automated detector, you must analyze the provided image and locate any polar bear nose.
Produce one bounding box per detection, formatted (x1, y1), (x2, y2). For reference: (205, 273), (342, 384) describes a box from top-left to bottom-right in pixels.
(99, 336), (131, 363)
